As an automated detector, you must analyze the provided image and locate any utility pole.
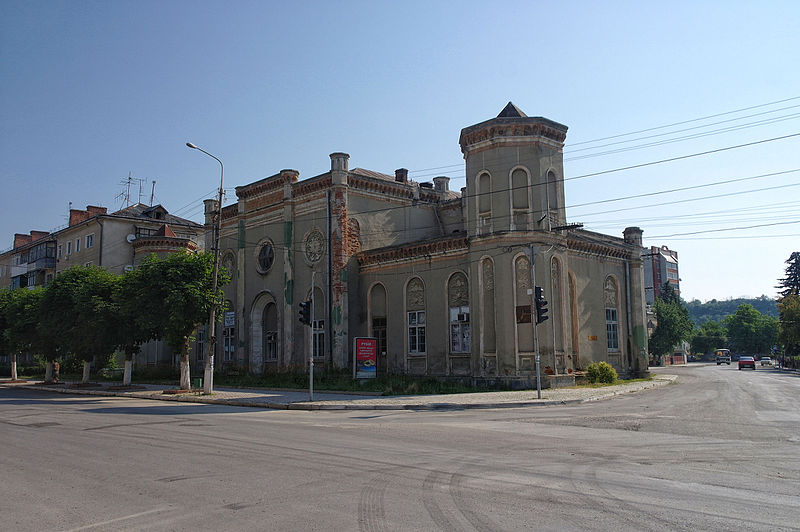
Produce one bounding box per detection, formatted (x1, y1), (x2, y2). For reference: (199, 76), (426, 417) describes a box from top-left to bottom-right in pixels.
(186, 142), (223, 395)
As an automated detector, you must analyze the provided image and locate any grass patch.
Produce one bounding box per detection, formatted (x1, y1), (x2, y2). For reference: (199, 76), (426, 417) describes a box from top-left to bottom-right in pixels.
(214, 368), (494, 396)
(573, 375), (654, 389)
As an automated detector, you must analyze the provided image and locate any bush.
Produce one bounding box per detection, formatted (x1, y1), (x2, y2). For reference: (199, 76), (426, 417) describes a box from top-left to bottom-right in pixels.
(586, 362), (618, 384)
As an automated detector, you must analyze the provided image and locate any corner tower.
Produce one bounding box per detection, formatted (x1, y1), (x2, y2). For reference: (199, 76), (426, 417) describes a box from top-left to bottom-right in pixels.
(459, 102), (568, 237)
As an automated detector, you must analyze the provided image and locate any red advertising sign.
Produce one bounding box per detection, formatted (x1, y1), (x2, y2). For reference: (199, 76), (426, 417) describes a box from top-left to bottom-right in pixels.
(354, 337), (377, 379)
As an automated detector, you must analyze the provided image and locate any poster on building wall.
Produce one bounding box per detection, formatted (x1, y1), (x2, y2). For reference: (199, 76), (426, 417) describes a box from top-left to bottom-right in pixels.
(354, 337), (377, 379)
(224, 311), (235, 328)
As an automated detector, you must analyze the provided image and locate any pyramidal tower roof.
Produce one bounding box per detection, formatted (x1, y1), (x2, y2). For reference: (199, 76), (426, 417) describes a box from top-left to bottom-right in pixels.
(497, 102), (527, 118)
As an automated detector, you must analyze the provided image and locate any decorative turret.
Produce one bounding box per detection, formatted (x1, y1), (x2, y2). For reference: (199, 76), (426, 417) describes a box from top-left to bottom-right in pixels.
(459, 103), (569, 236)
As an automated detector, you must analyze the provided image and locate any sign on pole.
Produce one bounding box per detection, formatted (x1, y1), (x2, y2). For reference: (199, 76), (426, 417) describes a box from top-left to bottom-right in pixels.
(354, 337), (378, 379)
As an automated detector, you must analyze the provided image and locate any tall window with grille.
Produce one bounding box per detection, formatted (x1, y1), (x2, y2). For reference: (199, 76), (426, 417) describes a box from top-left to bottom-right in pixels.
(196, 326), (205, 361)
(448, 272), (471, 353)
(606, 308), (619, 351)
(263, 302), (278, 362)
(312, 319), (325, 358)
(372, 317), (387, 356)
(223, 326), (235, 362)
(407, 311), (426, 353)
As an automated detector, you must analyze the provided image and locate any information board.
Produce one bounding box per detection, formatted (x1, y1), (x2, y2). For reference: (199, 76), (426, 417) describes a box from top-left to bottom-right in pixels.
(354, 337), (377, 379)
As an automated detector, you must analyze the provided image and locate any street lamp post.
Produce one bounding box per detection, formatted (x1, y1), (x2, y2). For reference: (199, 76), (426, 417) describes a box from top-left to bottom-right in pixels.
(186, 142), (223, 395)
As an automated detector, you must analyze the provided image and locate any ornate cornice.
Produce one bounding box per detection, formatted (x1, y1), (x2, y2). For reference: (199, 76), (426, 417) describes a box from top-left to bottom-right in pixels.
(358, 236), (469, 267)
(349, 174), (414, 200)
(567, 233), (630, 260)
(459, 117), (568, 155)
(132, 236), (198, 254)
(293, 175), (332, 197)
(236, 170), (298, 200)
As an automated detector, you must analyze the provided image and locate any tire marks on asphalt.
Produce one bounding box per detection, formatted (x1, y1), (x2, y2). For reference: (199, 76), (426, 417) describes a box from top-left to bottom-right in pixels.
(358, 469), (390, 532)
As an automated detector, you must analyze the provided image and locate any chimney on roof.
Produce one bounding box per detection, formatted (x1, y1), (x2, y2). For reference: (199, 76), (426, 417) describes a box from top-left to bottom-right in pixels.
(86, 205), (107, 216)
(69, 208), (91, 227)
(623, 226), (643, 247)
(433, 176), (450, 193)
(30, 231), (49, 242)
(395, 168), (408, 183)
(13, 233), (32, 249)
(330, 152), (349, 172)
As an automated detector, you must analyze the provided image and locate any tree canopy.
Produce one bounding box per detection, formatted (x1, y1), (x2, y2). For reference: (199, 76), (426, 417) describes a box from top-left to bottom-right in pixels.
(777, 251), (800, 297)
(136, 252), (227, 389)
(690, 320), (727, 356)
(724, 303), (779, 355)
(649, 292), (693, 362)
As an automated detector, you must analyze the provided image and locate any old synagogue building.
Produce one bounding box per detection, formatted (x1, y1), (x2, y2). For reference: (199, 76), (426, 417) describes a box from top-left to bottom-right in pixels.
(208, 103), (649, 383)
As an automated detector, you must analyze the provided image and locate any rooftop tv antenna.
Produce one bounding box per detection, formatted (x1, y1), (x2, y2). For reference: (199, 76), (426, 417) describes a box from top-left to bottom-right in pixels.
(116, 172), (146, 208)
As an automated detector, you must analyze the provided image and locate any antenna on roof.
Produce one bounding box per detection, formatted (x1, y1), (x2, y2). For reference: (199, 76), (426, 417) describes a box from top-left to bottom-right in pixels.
(150, 180), (156, 206)
(116, 172), (146, 208)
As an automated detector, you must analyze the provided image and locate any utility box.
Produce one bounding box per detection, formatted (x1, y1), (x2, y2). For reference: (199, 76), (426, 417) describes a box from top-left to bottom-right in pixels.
(192, 377), (202, 389)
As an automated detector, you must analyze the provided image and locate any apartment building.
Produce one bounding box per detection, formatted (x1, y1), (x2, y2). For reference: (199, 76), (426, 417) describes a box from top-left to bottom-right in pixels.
(0, 203), (204, 368)
(643, 245), (680, 305)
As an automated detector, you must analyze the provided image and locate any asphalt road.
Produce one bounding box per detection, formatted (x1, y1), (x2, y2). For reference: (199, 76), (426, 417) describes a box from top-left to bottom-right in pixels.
(1, 364), (798, 531)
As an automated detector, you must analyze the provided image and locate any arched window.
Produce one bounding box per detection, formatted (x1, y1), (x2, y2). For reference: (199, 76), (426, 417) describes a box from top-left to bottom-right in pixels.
(222, 300), (236, 363)
(478, 173), (491, 214)
(262, 302), (278, 361)
(312, 287), (325, 359)
(481, 258), (496, 353)
(369, 284), (387, 357)
(514, 255), (534, 352)
(448, 272), (470, 353)
(406, 278), (426, 354)
(604, 277), (620, 352)
(511, 168), (529, 209)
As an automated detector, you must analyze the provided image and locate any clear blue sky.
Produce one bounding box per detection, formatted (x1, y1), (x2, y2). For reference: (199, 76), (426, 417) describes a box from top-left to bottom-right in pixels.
(2, 0), (798, 303)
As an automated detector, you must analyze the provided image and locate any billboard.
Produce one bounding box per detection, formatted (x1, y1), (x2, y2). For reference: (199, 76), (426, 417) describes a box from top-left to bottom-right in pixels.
(354, 337), (377, 379)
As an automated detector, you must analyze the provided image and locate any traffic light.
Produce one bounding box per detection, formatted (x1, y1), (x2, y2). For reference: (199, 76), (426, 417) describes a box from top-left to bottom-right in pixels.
(299, 300), (311, 326)
(535, 286), (549, 324)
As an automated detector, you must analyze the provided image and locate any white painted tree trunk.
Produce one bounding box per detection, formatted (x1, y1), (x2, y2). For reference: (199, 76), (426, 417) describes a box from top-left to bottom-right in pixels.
(179, 351), (190, 390)
(45, 362), (53, 383)
(123, 359), (132, 386)
(11, 354), (17, 381)
(82, 361), (90, 383)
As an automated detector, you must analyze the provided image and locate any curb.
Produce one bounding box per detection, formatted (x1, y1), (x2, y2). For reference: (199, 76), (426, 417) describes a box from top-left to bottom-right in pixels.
(1, 375), (676, 411)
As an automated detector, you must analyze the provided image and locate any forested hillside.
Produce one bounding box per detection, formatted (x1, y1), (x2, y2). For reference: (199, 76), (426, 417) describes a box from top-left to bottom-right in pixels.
(685, 295), (778, 325)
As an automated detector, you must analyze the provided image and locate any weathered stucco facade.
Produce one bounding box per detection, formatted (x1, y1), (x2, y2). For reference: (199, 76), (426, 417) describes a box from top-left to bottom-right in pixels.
(206, 103), (648, 382)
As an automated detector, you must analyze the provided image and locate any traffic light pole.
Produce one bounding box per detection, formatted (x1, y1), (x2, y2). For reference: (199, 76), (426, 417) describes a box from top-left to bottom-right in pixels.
(309, 270), (315, 402)
(529, 245), (542, 399)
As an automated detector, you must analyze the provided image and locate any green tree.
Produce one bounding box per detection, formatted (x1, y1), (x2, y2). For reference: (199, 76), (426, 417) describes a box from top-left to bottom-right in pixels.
(658, 282), (681, 305)
(138, 252), (227, 390)
(0, 289), (14, 379)
(64, 266), (120, 383)
(690, 320), (727, 357)
(114, 265), (162, 386)
(4, 288), (47, 380)
(777, 251), (800, 297)
(649, 294), (693, 365)
(724, 303), (778, 355)
(778, 294), (800, 367)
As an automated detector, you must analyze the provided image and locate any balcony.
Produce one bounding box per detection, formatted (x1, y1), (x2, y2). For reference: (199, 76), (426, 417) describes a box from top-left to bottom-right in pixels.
(27, 256), (56, 272)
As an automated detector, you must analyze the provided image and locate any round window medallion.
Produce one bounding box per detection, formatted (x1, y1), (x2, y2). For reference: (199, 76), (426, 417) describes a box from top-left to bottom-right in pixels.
(304, 230), (324, 263)
(256, 241), (275, 273)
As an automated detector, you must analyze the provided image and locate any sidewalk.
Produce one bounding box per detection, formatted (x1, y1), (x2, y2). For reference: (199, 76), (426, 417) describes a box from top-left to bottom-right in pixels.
(0, 374), (677, 411)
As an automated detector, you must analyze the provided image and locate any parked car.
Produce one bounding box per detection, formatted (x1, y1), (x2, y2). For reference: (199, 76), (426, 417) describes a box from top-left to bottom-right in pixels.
(738, 356), (756, 370)
(760, 357), (772, 366)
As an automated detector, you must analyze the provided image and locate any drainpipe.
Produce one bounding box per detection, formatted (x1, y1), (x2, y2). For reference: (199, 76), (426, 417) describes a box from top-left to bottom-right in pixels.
(97, 218), (104, 267)
(625, 261), (633, 372)
(327, 189), (333, 366)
